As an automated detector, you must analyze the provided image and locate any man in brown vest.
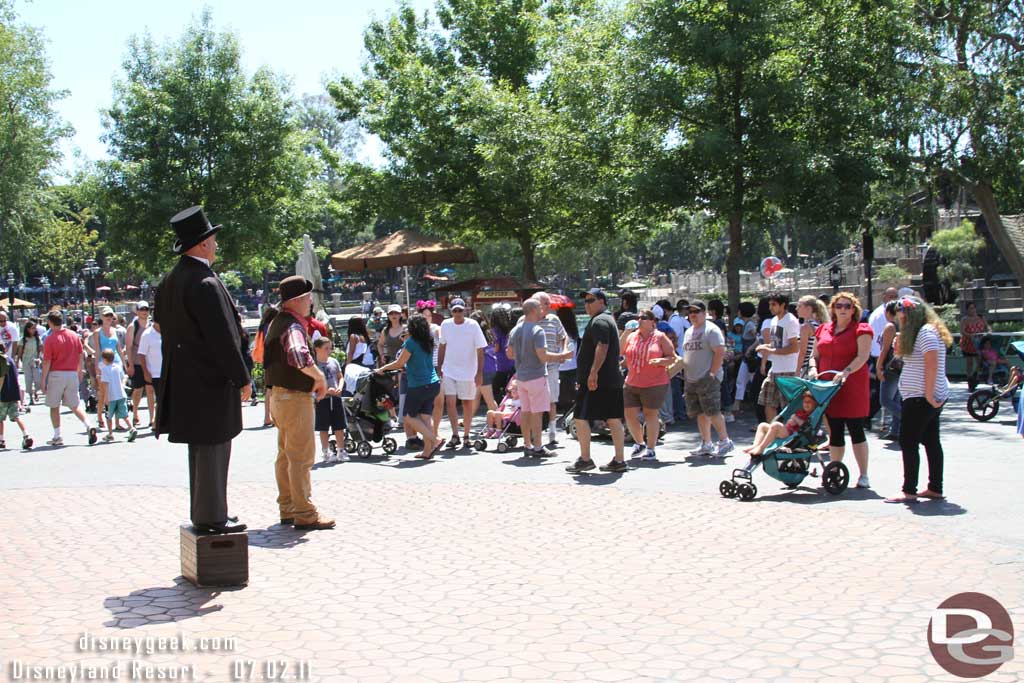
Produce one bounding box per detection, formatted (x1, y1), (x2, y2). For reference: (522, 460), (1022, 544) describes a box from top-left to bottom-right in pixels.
(264, 276), (334, 530)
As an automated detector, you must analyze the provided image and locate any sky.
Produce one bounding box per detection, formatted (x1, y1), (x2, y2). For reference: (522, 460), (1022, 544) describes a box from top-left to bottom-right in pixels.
(16, 0), (435, 175)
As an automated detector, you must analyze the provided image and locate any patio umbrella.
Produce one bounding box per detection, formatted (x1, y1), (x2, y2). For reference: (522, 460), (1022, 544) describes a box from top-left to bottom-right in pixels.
(618, 281), (650, 290)
(547, 294), (575, 309)
(330, 230), (477, 271)
(295, 234), (325, 314)
(331, 230), (477, 308)
(0, 296), (35, 310)
(96, 285), (112, 292)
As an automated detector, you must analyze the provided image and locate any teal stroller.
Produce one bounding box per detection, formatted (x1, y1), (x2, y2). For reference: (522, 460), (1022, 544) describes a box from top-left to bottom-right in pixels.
(719, 373), (849, 501)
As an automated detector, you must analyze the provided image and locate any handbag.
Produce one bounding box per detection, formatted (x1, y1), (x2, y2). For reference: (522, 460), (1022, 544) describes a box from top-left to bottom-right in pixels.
(666, 355), (686, 379)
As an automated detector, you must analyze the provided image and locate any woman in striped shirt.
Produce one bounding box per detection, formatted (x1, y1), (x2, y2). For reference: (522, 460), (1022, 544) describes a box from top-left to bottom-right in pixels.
(885, 296), (952, 503)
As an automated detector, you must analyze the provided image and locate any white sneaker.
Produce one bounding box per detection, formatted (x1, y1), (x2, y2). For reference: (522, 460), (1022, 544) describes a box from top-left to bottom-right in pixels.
(724, 412), (736, 423)
(47, 436), (63, 447)
(322, 449), (334, 463)
(630, 443), (646, 457)
(336, 450), (350, 462)
(716, 439), (736, 456)
(690, 441), (713, 456)
(856, 475), (871, 488)
(642, 448), (658, 461)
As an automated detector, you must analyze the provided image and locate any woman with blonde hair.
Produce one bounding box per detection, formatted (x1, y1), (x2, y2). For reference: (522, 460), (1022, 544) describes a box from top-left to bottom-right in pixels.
(885, 296), (952, 503)
(807, 291), (873, 488)
(796, 295), (830, 378)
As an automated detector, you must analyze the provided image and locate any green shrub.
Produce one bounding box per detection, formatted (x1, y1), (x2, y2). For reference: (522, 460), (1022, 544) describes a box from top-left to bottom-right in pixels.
(875, 264), (910, 284)
(934, 304), (960, 332)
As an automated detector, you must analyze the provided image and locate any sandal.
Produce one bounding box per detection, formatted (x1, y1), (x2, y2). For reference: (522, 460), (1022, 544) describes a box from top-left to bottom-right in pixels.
(884, 494), (918, 503)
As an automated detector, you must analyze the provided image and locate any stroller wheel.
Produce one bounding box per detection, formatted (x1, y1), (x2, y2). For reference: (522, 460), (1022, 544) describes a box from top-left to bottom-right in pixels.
(344, 438), (357, 453)
(737, 483), (757, 501)
(356, 441), (373, 458)
(967, 389), (999, 421)
(566, 418), (578, 440)
(822, 461), (849, 494)
(719, 480), (737, 498)
(505, 436), (517, 449)
(473, 439), (487, 451)
(496, 442), (509, 454)
(328, 438), (337, 454)
(382, 437), (398, 455)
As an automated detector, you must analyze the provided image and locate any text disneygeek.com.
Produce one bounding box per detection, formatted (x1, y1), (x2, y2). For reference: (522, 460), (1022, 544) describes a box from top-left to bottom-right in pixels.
(6, 634), (312, 681)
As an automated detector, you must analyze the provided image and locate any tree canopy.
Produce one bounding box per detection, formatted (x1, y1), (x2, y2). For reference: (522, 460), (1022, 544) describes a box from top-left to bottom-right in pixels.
(98, 10), (320, 279)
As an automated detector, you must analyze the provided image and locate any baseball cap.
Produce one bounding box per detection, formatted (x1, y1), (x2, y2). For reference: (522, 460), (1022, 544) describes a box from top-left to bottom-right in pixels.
(450, 298), (467, 311)
(100, 306), (115, 317)
(373, 306), (384, 315)
(387, 304), (402, 314)
(625, 319), (639, 331)
(579, 287), (607, 302)
(897, 287), (916, 298)
(687, 300), (707, 312)
(651, 303), (664, 320)
(136, 300), (150, 310)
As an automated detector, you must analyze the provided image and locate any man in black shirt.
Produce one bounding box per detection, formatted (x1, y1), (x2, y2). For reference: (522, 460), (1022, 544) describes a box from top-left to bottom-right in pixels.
(567, 288), (626, 473)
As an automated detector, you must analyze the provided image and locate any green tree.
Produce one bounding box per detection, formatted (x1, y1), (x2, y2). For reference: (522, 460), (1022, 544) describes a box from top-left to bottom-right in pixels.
(0, 0), (71, 273)
(621, 0), (918, 310)
(914, 0), (1024, 279)
(98, 10), (319, 279)
(330, 0), (621, 281)
(27, 208), (100, 282)
(931, 219), (985, 285)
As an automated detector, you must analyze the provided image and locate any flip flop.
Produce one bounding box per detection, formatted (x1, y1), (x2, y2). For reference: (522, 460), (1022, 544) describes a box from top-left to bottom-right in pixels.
(884, 495), (919, 504)
(916, 490), (945, 499)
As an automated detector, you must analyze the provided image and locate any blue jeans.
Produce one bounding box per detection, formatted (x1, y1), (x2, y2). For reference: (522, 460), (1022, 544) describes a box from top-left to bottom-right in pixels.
(880, 375), (902, 435)
(671, 375), (686, 422)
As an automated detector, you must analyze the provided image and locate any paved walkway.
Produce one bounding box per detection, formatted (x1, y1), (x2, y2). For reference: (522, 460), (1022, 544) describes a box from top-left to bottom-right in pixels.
(1, 383), (1021, 682)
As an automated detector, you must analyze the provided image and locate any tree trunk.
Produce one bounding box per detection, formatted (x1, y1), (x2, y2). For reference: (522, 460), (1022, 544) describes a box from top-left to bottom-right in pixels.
(726, 64), (746, 314)
(970, 181), (1024, 285)
(518, 229), (537, 282)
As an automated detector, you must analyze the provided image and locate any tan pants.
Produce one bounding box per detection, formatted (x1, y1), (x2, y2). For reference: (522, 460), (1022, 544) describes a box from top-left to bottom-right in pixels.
(270, 388), (318, 523)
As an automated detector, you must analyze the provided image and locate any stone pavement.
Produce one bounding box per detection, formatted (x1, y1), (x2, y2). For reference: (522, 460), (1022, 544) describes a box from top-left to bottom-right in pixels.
(1, 383), (1022, 683)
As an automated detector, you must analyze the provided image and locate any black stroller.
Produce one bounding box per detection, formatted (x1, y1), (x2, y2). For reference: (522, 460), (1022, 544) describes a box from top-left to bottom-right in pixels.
(340, 369), (400, 457)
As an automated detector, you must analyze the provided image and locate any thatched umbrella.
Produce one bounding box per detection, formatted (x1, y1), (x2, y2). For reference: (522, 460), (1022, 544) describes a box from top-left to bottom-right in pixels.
(331, 230), (478, 308)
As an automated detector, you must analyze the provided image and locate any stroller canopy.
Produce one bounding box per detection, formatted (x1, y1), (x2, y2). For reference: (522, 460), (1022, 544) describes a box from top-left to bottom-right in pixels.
(775, 375), (844, 409)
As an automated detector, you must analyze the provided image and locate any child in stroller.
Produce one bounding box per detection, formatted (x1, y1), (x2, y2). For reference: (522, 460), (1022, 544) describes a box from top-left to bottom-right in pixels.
(743, 391), (817, 457)
(483, 378), (520, 436)
(474, 377), (547, 453)
(721, 374), (850, 501)
(340, 365), (400, 458)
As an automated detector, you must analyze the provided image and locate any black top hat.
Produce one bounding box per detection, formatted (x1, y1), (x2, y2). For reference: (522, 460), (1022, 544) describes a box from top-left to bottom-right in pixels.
(170, 206), (221, 254)
(278, 275), (313, 303)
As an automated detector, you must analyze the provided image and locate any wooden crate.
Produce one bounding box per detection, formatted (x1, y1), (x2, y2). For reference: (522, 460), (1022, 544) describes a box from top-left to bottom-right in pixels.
(180, 525), (248, 588)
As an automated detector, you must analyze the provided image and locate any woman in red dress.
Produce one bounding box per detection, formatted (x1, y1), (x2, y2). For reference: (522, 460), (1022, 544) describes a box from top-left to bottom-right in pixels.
(958, 302), (988, 390)
(808, 292), (874, 488)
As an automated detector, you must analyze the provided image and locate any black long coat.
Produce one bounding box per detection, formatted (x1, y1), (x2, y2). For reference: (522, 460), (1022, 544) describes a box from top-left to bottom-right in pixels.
(154, 256), (251, 444)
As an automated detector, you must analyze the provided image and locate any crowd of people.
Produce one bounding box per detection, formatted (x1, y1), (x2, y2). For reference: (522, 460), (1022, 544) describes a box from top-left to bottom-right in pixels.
(0, 203), (1009, 532)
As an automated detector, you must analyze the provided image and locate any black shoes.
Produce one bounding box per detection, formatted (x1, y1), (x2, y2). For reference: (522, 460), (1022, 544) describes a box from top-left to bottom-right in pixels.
(406, 437), (424, 450)
(194, 521), (247, 534)
(279, 518), (294, 525)
(565, 458), (596, 473)
(599, 459), (628, 473)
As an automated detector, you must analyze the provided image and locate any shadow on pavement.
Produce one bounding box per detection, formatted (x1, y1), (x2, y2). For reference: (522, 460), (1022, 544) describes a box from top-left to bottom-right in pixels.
(627, 459), (680, 469)
(104, 577), (231, 628)
(681, 454), (733, 468)
(571, 471), (625, 485)
(247, 526), (311, 549)
(755, 487), (884, 504)
(501, 456), (556, 467)
(905, 499), (968, 516)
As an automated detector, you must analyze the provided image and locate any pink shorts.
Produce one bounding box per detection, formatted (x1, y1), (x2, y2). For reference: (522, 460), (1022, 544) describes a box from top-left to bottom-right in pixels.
(518, 376), (551, 414)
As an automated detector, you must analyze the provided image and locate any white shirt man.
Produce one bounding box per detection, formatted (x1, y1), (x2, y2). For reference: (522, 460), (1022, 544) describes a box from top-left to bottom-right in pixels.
(437, 298), (487, 448)
(756, 295), (801, 420)
(136, 322), (163, 391)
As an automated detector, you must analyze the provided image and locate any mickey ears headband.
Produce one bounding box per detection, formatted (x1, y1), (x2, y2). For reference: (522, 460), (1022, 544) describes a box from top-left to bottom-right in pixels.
(897, 296), (920, 311)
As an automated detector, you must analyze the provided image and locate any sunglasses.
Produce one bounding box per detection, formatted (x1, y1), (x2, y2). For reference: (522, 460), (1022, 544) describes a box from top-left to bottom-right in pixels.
(833, 302), (853, 310)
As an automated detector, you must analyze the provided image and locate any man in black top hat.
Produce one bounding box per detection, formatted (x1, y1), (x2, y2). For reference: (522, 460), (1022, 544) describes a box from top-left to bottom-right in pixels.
(155, 206), (252, 534)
